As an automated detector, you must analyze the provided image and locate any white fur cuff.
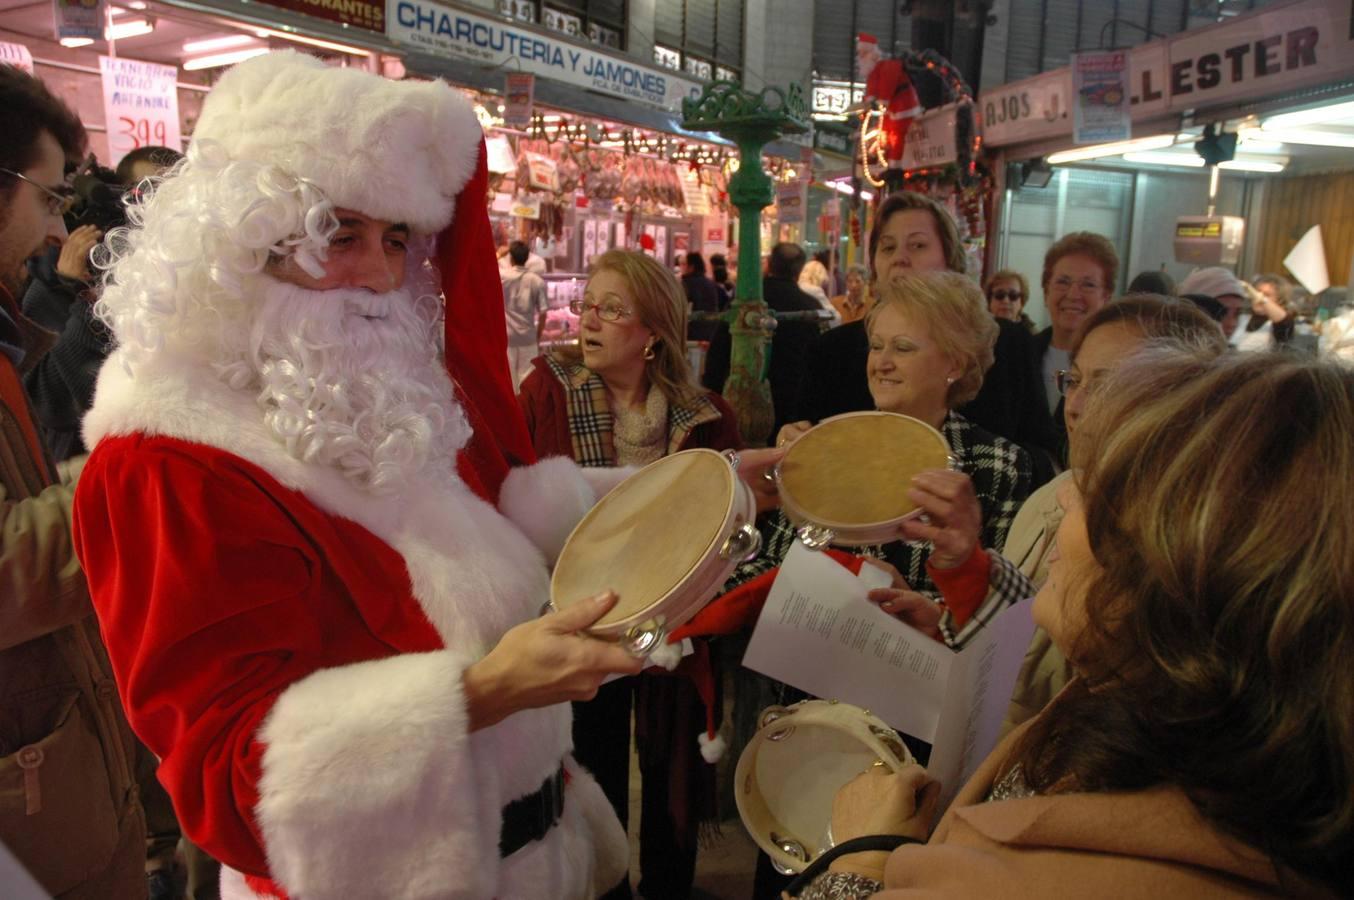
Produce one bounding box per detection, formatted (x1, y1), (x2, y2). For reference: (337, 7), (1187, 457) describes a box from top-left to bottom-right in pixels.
(257, 650), (497, 899)
(498, 458), (634, 565)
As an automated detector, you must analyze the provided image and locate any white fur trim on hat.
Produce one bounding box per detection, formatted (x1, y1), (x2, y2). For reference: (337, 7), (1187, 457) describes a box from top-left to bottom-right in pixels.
(192, 51), (481, 234)
(698, 731), (727, 764)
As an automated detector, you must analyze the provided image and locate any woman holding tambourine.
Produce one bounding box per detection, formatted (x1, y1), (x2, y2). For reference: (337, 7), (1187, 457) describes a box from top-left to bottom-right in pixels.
(787, 350), (1353, 899)
(518, 249), (765, 900)
(739, 271), (1035, 645)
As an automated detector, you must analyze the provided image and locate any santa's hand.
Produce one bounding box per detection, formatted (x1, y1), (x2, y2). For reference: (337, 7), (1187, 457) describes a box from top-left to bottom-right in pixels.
(463, 591), (643, 731)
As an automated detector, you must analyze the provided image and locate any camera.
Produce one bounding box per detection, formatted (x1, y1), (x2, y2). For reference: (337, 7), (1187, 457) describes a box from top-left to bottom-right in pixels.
(65, 159), (128, 233)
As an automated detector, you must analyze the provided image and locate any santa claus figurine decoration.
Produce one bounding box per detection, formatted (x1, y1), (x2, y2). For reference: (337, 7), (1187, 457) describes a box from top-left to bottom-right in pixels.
(857, 32), (922, 169)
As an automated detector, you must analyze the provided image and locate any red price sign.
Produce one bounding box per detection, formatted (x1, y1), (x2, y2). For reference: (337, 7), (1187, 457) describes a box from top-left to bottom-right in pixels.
(116, 116), (169, 152)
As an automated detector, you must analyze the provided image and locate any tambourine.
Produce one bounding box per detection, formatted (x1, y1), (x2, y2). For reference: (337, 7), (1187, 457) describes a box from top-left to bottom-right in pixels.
(776, 411), (953, 547)
(550, 448), (761, 656)
(735, 700), (916, 874)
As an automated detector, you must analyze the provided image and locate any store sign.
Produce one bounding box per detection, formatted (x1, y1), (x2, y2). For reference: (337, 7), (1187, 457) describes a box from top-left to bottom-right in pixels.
(900, 104), (959, 169)
(981, 0), (1354, 147)
(980, 69), (1071, 147)
(814, 127), (852, 155)
(776, 179), (806, 225)
(52, 0), (104, 41)
(252, 0), (384, 32)
(1072, 51), (1131, 144)
(388, 0), (702, 111)
(504, 71), (534, 127)
(99, 56), (182, 167)
(1161, 0), (1343, 108)
(0, 41), (34, 74)
(812, 79), (864, 120)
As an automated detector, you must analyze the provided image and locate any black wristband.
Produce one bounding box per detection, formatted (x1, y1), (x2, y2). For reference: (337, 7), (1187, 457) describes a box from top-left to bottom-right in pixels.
(783, 834), (923, 897)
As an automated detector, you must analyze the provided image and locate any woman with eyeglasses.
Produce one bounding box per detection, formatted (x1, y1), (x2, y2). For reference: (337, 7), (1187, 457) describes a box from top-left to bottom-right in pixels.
(983, 269), (1034, 332)
(516, 248), (744, 900)
(1035, 232), (1117, 418)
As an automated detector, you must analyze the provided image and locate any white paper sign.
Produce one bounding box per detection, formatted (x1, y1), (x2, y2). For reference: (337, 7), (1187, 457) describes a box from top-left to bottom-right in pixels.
(52, 0), (104, 41)
(0, 41), (35, 74)
(1073, 51), (1131, 144)
(99, 56), (182, 167)
(1284, 225), (1330, 295)
(744, 544), (1038, 811)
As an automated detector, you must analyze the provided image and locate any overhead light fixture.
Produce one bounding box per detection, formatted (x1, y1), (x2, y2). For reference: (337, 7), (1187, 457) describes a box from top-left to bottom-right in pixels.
(1237, 135), (1285, 153)
(59, 37), (95, 47)
(828, 179), (874, 201)
(183, 34), (258, 54)
(1123, 152), (1286, 173)
(1256, 126), (1354, 148)
(183, 46), (271, 70)
(1261, 98), (1354, 130)
(252, 26), (370, 56)
(1047, 134), (1176, 164)
(106, 18), (154, 40)
(1020, 156), (1054, 187)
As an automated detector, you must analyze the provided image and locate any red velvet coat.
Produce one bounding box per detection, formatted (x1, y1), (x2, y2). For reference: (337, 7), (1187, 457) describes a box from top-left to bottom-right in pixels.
(73, 354), (629, 900)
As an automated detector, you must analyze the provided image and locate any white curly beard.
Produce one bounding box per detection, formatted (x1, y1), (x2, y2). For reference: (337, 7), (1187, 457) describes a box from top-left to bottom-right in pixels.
(230, 276), (469, 496)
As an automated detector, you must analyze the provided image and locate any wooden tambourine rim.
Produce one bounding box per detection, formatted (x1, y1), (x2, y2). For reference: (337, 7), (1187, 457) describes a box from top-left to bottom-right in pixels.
(778, 411), (950, 530)
(735, 699), (916, 874)
(550, 448), (740, 636)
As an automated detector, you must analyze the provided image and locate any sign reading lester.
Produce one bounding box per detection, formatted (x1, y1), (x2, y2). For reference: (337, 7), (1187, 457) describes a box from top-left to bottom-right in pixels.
(388, 0), (701, 111)
(99, 56), (182, 167)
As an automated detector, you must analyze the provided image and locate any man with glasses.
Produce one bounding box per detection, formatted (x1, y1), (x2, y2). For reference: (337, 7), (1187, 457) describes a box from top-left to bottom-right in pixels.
(0, 64), (147, 898)
(1035, 232), (1119, 418)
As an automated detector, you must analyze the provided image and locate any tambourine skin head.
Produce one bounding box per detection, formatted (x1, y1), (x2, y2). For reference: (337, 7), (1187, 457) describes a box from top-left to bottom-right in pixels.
(549, 448), (757, 644)
(779, 412), (951, 547)
(735, 700), (916, 874)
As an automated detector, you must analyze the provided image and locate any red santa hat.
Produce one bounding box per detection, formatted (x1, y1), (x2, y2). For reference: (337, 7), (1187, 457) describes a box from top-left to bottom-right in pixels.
(192, 52), (535, 501)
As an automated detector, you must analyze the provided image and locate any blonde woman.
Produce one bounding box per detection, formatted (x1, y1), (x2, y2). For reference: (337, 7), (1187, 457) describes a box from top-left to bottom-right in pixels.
(799, 257), (840, 325)
(517, 248), (742, 899)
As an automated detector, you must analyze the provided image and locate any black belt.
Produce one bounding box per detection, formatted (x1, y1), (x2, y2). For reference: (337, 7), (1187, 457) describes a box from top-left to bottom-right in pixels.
(499, 765), (566, 858)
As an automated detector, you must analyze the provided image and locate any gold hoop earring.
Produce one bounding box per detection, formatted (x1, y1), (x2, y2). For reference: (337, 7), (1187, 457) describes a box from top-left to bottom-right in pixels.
(643, 342), (657, 361)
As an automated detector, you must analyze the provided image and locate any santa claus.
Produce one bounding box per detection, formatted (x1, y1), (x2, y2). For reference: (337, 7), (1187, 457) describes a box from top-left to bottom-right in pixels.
(72, 52), (653, 899)
(857, 33), (922, 168)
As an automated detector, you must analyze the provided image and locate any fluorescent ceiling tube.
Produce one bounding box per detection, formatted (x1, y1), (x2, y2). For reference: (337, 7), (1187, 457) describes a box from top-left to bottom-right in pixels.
(1121, 152), (1285, 173)
(183, 46), (270, 70)
(1047, 134), (1177, 164)
(1261, 99), (1354, 130)
(59, 37), (95, 47)
(106, 19), (154, 40)
(183, 34), (258, 53)
(252, 27), (370, 56)
(1256, 126), (1354, 148)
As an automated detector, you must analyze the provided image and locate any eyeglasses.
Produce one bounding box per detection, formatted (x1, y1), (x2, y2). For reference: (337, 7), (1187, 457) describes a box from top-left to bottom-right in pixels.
(569, 297), (633, 322)
(990, 289), (1024, 301)
(1055, 369), (1097, 396)
(0, 168), (76, 217)
(1049, 276), (1104, 295)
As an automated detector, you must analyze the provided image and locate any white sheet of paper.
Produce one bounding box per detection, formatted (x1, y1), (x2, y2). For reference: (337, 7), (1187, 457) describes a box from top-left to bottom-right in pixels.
(743, 543), (953, 741)
(743, 543), (1038, 811)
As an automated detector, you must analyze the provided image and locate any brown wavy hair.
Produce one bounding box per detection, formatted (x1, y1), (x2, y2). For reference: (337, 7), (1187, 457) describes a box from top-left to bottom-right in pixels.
(867, 192), (967, 278)
(1040, 231), (1119, 294)
(553, 249), (701, 405)
(1012, 349), (1354, 892)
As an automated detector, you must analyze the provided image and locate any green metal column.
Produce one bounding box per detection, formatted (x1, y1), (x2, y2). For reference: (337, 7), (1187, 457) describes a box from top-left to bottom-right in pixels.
(682, 81), (809, 446)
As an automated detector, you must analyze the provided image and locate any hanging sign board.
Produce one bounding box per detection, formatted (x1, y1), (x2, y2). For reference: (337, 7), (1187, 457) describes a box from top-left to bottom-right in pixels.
(1072, 51), (1131, 144)
(900, 104), (959, 169)
(52, 0), (104, 41)
(980, 69), (1072, 147)
(980, 0), (1354, 148)
(504, 72), (535, 128)
(1, 41), (34, 73)
(99, 56), (183, 167)
(776, 179), (807, 225)
(388, 0), (702, 112)
(252, 0), (384, 32)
